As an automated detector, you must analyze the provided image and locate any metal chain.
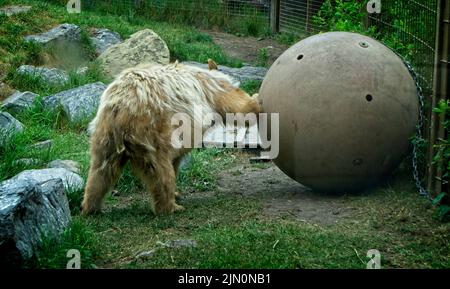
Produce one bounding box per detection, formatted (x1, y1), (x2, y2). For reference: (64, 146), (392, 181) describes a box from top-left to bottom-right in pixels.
(399, 56), (432, 199)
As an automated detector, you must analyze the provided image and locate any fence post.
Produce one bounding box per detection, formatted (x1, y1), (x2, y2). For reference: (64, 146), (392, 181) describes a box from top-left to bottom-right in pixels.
(134, 0), (142, 9)
(306, 0), (312, 32)
(362, 2), (370, 30)
(428, 0), (450, 196)
(270, 0), (281, 33)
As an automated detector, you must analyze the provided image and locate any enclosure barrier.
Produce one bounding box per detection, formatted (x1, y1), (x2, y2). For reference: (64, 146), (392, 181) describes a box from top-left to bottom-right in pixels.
(82, 0), (270, 31)
(428, 0), (450, 197)
(270, 0), (325, 34)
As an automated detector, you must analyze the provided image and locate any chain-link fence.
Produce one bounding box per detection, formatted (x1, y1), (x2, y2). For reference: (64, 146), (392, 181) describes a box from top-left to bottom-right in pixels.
(276, 0), (438, 97)
(83, 0), (270, 34)
(367, 1), (438, 197)
(84, 0), (270, 14)
(368, 0), (437, 97)
(279, 0), (325, 35)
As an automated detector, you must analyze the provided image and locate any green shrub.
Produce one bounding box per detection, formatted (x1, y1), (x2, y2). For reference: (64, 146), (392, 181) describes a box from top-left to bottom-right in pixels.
(431, 100), (450, 221)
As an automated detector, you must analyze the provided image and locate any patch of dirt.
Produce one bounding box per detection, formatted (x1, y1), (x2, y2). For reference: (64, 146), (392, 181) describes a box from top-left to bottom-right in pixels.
(217, 162), (359, 226)
(204, 30), (289, 65)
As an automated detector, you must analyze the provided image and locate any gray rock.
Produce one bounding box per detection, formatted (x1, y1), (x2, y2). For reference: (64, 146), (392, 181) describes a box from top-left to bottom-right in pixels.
(0, 178), (71, 267)
(13, 158), (40, 167)
(30, 139), (53, 150)
(98, 29), (170, 77)
(24, 23), (81, 45)
(43, 82), (107, 123)
(133, 239), (197, 263)
(134, 249), (157, 261)
(17, 65), (69, 85)
(0, 112), (24, 147)
(12, 168), (85, 192)
(179, 155), (192, 172)
(0, 5), (32, 17)
(90, 28), (123, 55)
(2, 91), (38, 114)
(157, 239), (198, 248)
(184, 61), (268, 85)
(48, 160), (81, 174)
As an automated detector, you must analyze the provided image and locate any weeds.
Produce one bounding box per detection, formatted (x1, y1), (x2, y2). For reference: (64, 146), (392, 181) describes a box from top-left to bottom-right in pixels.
(240, 80), (262, 96)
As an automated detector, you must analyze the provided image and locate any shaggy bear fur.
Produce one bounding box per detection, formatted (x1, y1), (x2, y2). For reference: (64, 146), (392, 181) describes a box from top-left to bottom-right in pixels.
(81, 61), (260, 215)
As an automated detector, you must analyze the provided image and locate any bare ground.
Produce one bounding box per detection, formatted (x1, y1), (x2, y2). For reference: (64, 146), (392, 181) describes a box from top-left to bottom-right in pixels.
(204, 30), (289, 65)
(215, 159), (359, 226)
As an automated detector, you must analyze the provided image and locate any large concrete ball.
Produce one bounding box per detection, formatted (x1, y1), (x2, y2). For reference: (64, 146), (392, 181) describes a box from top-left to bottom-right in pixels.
(260, 32), (419, 192)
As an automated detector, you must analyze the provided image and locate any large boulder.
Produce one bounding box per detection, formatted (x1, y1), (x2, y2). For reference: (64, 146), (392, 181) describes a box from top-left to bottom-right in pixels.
(98, 29), (170, 77)
(0, 112), (24, 147)
(90, 28), (123, 55)
(43, 82), (107, 123)
(2, 91), (38, 114)
(12, 168), (85, 192)
(24, 23), (81, 45)
(0, 178), (71, 267)
(17, 65), (69, 85)
(184, 61), (268, 85)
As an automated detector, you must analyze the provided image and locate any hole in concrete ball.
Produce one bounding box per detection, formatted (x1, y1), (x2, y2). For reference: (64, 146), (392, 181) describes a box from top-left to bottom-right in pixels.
(366, 94), (373, 102)
(297, 54), (304, 60)
(359, 42), (369, 48)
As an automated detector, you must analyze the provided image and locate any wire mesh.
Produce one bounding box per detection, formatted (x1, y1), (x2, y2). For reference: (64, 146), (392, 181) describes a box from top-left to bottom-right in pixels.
(279, 0), (326, 34)
(83, 0), (270, 20)
(368, 0), (438, 97)
(368, 1), (438, 191)
(277, 0), (438, 98)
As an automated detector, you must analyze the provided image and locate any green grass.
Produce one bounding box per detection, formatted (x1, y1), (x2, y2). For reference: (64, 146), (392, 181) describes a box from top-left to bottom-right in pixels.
(0, 101), (89, 180)
(241, 80), (262, 96)
(274, 32), (306, 46)
(177, 148), (236, 192)
(0, 0), (243, 88)
(62, 0), (271, 37)
(26, 219), (100, 269)
(29, 146), (450, 268)
(143, 221), (373, 269)
(251, 161), (272, 170)
(6, 62), (109, 97)
(256, 47), (270, 67)
(34, 182), (450, 269)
